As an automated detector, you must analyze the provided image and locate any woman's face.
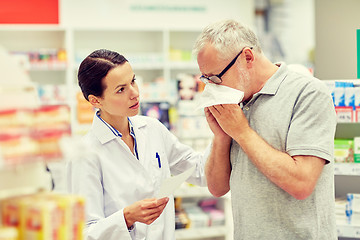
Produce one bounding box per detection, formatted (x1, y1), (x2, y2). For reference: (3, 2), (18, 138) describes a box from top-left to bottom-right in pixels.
(98, 62), (140, 118)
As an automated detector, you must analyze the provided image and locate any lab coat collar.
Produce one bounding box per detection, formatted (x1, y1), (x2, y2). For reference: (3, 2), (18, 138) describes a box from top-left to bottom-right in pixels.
(90, 112), (147, 145)
(127, 116), (147, 163)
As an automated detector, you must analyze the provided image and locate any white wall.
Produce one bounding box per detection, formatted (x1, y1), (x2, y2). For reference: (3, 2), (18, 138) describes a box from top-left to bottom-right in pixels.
(60, 0), (254, 29)
(314, 0), (360, 79)
(256, 0), (315, 66)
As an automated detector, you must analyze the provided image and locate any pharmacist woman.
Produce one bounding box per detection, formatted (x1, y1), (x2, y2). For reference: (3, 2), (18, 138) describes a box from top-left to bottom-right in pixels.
(66, 49), (208, 240)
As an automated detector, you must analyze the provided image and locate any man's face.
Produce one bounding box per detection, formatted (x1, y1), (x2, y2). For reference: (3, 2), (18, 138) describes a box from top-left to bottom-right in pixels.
(197, 43), (250, 93)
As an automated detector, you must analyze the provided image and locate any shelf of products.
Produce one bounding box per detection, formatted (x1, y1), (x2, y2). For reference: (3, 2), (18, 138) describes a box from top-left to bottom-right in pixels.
(334, 107), (360, 238)
(0, 26), (226, 240)
(0, 48), (84, 239)
(174, 185), (233, 240)
(335, 163), (360, 176)
(0, 27), (203, 136)
(0, 161), (51, 200)
(337, 225), (360, 238)
(175, 226), (228, 239)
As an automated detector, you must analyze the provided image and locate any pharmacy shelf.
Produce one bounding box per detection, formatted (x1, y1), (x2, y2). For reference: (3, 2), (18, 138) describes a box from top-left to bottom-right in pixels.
(334, 163), (360, 176)
(175, 185), (212, 198)
(337, 225), (360, 238)
(175, 226), (228, 239)
(174, 185), (233, 240)
(335, 121), (360, 239)
(335, 123), (360, 139)
(0, 27), (203, 135)
(174, 185), (231, 199)
(0, 161), (52, 200)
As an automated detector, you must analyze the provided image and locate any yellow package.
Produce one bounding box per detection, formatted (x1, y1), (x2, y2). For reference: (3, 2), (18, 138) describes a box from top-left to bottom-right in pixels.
(1, 195), (33, 240)
(33, 193), (85, 240)
(1, 197), (21, 229)
(50, 194), (85, 240)
(21, 197), (65, 240)
(0, 226), (18, 240)
(62, 194), (84, 240)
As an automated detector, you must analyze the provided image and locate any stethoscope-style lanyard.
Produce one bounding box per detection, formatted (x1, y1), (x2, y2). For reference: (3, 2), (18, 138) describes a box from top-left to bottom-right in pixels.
(96, 111), (139, 160)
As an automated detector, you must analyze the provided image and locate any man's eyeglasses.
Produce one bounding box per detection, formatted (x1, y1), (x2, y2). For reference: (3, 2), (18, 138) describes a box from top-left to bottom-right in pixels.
(200, 47), (253, 84)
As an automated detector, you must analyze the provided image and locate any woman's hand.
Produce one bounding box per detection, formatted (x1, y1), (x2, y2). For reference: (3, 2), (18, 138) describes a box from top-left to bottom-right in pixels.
(123, 197), (169, 228)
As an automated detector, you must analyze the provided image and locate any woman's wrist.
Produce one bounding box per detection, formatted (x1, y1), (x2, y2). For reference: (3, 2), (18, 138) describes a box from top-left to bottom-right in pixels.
(123, 206), (135, 229)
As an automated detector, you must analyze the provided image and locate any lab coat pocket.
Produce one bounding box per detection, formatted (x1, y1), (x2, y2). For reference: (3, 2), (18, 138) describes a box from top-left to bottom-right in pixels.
(150, 151), (167, 190)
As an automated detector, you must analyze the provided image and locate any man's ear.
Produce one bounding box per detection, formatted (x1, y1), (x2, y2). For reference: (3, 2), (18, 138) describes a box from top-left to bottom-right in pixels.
(88, 94), (102, 108)
(244, 48), (254, 63)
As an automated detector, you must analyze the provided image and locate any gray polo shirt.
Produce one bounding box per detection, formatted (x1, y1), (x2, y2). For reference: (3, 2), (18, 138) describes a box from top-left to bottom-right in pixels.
(230, 63), (337, 240)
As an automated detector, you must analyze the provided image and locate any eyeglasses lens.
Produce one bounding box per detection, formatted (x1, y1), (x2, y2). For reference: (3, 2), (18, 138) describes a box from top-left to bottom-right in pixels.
(208, 76), (222, 84)
(200, 75), (222, 84)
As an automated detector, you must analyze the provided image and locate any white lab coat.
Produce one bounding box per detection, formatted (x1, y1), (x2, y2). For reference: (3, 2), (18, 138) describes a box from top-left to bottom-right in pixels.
(66, 113), (208, 240)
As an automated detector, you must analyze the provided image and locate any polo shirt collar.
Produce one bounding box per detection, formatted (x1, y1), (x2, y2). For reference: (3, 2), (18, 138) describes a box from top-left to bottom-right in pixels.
(257, 62), (288, 96)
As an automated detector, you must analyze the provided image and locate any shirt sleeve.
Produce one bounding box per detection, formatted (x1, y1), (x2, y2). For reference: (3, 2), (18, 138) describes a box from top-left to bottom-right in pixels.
(286, 80), (337, 163)
(157, 119), (210, 186)
(66, 154), (133, 240)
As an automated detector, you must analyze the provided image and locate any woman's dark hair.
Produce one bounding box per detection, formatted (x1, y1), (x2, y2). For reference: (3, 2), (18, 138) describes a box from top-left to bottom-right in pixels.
(78, 49), (128, 101)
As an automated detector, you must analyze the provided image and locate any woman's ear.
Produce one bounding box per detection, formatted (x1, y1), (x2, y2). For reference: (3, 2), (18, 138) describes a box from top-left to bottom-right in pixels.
(88, 95), (102, 108)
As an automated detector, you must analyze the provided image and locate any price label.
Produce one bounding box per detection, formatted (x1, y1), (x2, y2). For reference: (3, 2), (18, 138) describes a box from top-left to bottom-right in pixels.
(355, 228), (360, 237)
(356, 107), (360, 122)
(354, 165), (360, 175)
(335, 107), (353, 123)
(337, 111), (353, 122)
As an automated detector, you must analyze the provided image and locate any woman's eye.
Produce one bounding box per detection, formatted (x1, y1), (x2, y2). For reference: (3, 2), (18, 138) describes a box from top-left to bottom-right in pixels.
(131, 78), (136, 84)
(117, 87), (125, 93)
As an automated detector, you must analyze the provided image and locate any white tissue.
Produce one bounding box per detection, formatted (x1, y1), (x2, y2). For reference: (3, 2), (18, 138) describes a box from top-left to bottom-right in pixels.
(195, 83), (244, 111)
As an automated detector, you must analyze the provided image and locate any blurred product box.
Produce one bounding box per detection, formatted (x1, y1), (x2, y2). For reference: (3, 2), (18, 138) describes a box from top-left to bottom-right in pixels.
(199, 198), (225, 227)
(37, 84), (67, 106)
(76, 92), (95, 125)
(177, 73), (199, 101)
(334, 139), (354, 163)
(326, 81), (360, 122)
(346, 193), (360, 226)
(11, 49), (67, 70)
(0, 105), (71, 165)
(348, 193), (360, 212)
(140, 80), (177, 103)
(183, 204), (210, 228)
(1, 193), (85, 240)
(0, 226), (18, 240)
(354, 137), (360, 163)
(174, 198), (190, 230)
(0, 109), (34, 135)
(140, 101), (171, 130)
(202, 208), (225, 227)
(0, 134), (38, 164)
(175, 116), (212, 139)
(335, 198), (348, 225)
(33, 105), (71, 133)
(175, 209), (190, 230)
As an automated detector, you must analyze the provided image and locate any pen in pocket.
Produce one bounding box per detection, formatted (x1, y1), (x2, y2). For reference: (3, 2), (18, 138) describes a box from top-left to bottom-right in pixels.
(156, 152), (161, 168)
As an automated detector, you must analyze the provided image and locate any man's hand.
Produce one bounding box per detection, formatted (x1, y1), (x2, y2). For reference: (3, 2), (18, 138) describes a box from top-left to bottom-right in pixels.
(207, 104), (250, 140)
(204, 106), (231, 142)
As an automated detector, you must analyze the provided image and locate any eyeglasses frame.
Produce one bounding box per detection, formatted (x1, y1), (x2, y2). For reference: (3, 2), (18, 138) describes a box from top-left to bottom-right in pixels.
(200, 46), (253, 84)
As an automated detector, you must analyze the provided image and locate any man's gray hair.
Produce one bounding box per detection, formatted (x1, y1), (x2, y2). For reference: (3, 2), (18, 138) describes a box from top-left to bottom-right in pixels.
(193, 19), (262, 61)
